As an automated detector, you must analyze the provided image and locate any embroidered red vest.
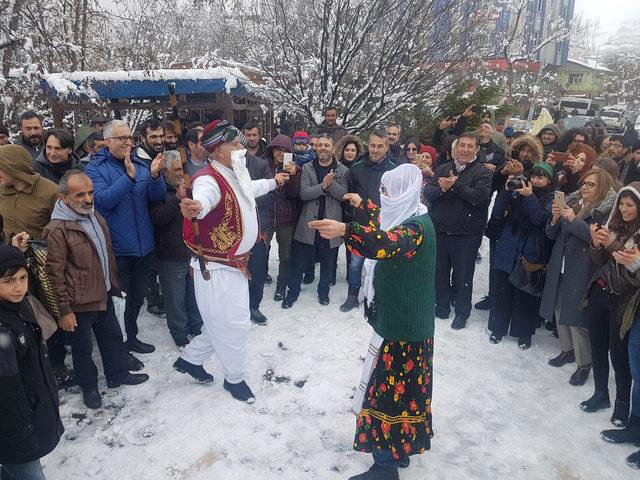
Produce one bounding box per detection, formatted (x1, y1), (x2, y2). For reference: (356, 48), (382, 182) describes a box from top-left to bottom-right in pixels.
(183, 164), (245, 261)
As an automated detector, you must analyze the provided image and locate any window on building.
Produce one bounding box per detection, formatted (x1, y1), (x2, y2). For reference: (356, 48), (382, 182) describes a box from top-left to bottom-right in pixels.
(569, 73), (584, 85)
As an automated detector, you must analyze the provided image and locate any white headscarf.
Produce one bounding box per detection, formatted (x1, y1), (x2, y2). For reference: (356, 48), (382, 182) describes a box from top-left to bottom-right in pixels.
(363, 164), (428, 307)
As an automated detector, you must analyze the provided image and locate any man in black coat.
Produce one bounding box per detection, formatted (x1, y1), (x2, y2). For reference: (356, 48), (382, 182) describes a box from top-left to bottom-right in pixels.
(17, 111), (44, 160)
(33, 129), (84, 184)
(341, 130), (398, 312)
(424, 132), (492, 330)
(246, 151), (275, 325)
(0, 246), (64, 479)
(150, 153), (203, 347)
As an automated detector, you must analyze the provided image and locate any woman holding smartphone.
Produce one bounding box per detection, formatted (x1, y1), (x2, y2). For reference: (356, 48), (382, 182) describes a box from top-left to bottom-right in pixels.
(541, 168), (617, 386)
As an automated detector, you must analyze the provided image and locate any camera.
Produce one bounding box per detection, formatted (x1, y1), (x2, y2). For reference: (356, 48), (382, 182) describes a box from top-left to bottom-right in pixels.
(506, 175), (528, 191)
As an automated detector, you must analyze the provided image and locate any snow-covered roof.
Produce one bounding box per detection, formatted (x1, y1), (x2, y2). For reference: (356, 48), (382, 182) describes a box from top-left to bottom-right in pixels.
(41, 67), (254, 100)
(566, 57), (612, 73)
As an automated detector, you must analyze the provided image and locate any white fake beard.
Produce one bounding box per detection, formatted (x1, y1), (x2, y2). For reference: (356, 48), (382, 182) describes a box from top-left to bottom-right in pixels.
(230, 149), (256, 209)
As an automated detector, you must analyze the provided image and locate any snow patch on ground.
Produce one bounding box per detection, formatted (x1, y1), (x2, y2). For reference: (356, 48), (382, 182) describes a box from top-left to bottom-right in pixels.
(43, 238), (634, 479)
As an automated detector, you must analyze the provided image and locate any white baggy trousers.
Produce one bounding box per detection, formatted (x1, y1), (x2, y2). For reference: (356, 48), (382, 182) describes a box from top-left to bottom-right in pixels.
(181, 267), (251, 384)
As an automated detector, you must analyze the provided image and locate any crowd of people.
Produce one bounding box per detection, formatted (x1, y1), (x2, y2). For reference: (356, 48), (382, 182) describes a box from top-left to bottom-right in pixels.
(1, 104), (640, 479)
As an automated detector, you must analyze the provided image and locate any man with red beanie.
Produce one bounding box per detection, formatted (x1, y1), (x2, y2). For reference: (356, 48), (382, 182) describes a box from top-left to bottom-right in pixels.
(173, 120), (289, 403)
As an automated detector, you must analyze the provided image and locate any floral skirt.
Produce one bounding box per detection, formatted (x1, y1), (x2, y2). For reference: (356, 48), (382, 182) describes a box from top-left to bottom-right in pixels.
(353, 338), (434, 459)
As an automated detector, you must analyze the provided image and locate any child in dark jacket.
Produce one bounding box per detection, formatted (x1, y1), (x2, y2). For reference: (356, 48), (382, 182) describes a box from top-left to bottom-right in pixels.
(0, 245), (64, 479)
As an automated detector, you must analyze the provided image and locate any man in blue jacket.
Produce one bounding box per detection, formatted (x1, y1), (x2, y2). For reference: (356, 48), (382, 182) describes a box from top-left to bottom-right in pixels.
(85, 120), (166, 354)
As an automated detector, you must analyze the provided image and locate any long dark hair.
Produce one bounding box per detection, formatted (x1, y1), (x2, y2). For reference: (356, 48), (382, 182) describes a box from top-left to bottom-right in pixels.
(608, 191), (640, 244)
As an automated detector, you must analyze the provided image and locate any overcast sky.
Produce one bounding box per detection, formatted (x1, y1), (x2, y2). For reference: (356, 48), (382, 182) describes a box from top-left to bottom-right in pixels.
(574, 0), (640, 36)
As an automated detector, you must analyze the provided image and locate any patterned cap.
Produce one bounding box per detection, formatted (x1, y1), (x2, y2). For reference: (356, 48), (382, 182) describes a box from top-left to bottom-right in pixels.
(201, 119), (247, 153)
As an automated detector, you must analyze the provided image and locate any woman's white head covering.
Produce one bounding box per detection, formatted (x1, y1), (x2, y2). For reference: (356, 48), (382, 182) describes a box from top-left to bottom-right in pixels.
(363, 164), (428, 307)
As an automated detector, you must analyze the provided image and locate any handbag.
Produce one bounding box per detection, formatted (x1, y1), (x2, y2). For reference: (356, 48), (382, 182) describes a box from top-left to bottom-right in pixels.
(508, 257), (546, 297)
(26, 240), (61, 320)
(508, 228), (546, 297)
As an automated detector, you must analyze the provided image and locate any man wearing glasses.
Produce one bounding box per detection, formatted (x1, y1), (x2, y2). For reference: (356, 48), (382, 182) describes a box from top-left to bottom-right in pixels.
(174, 119), (288, 403)
(85, 120), (166, 356)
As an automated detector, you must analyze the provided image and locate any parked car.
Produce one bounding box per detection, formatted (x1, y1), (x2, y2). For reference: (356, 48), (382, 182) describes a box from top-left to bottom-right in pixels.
(600, 108), (625, 132)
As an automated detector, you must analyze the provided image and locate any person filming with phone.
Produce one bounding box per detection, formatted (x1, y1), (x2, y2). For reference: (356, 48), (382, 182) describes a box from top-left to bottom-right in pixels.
(281, 134), (349, 308)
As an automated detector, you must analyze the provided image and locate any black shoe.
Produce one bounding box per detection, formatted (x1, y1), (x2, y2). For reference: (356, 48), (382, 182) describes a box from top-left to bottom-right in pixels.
(475, 252), (482, 264)
(250, 308), (268, 326)
(126, 352), (145, 371)
(82, 387), (102, 409)
(580, 390), (611, 413)
(489, 334), (502, 344)
(545, 320), (556, 331)
(146, 304), (165, 316)
(282, 294), (298, 309)
(612, 399), (631, 427)
(340, 295), (359, 312)
(627, 450), (640, 469)
(174, 338), (190, 348)
(53, 365), (75, 390)
(274, 286), (286, 301)
(569, 364), (591, 386)
(518, 336), (532, 350)
(348, 463), (400, 480)
(548, 350), (575, 367)
(223, 379), (255, 403)
(173, 357), (214, 383)
(318, 294), (330, 306)
(451, 316), (467, 330)
(303, 273), (315, 285)
(265, 273), (273, 284)
(474, 296), (491, 310)
(107, 373), (149, 388)
(330, 280), (336, 286)
(601, 416), (640, 445)
(126, 337), (155, 354)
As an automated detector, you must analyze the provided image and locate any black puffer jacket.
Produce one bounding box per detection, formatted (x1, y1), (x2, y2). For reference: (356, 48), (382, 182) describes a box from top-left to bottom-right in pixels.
(348, 154), (398, 224)
(0, 298), (64, 464)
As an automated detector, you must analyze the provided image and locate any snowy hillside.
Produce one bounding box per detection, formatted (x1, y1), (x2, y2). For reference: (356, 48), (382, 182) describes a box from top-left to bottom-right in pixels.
(43, 238), (634, 480)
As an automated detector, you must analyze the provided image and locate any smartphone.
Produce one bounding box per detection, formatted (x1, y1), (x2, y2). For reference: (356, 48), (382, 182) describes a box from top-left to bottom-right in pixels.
(283, 152), (293, 167)
(511, 150), (521, 162)
(554, 191), (566, 210)
(552, 151), (571, 163)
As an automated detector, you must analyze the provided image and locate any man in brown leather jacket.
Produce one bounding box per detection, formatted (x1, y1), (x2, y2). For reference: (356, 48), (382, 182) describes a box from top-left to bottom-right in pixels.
(42, 170), (149, 409)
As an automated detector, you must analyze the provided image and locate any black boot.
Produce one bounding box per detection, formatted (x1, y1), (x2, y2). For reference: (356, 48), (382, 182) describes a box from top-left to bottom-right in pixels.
(53, 364), (75, 390)
(340, 286), (360, 312)
(348, 464), (400, 480)
(318, 293), (330, 306)
(126, 352), (145, 371)
(303, 273), (315, 285)
(518, 336), (532, 350)
(569, 364), (591, 386)
(548, 350), (575, 367)
(173, 357), (214, 383)
(126, 337), (156, 354)
(273, 285), (286, 301)
(107, 373), (149, 388)
(474, 296), (491, 310)
(451, 316), (467, 330)
(265, 273), (273, 284)
(580, 390), (611, 413)
(489, 333), (502, 344)
(282, 292), (298, 309)
(82, 387), (102, 409)
(601, 415), (640, 445)
(611, 399), (631, 427)
(627, 449), (640, 469)
(223, 380), (255, 403)
(250, 308), (268, 326)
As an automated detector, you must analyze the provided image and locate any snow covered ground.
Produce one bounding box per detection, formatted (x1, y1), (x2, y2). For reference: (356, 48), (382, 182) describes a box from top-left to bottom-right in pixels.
(44, 238), (635, 480)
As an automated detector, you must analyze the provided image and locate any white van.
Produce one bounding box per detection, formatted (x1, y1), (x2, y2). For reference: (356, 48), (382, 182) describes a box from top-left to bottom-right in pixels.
(600, 108), (625, 132)
(558, 97), (602, 116)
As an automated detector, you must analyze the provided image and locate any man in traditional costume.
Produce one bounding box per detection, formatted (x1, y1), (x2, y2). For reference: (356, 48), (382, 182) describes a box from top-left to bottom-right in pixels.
(310, 164), (436, 480)
(172, 120), (288, 403)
